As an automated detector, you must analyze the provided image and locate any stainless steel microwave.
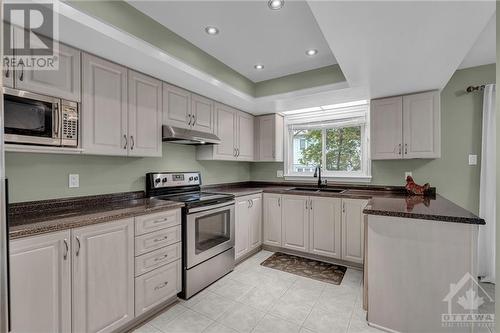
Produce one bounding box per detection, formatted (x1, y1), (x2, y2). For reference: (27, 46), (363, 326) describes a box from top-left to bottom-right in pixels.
(3, 88), (79, 147)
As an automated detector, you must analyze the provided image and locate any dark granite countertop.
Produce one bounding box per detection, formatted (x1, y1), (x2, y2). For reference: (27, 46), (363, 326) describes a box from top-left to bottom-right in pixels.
(362, 195), (485, 225)
(9, 191), (184, 239)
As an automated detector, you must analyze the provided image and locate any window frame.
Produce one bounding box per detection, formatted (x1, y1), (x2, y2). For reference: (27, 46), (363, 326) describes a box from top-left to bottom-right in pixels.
(284, 109), (372, 182)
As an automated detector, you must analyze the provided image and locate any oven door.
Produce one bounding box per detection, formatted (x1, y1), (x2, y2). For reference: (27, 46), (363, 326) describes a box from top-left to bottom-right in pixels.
(186, 201), (235, 269)
(3, 88), (61, 146)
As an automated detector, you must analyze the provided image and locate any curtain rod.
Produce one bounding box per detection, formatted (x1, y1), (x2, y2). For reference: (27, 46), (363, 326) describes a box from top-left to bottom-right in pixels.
(466, 85), (485, 93)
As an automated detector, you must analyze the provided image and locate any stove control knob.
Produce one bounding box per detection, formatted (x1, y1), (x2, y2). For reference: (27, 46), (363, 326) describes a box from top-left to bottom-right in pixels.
(189, 177), (194, 181)
(162, 178), (167, 183)
(194, 176), (199, 181)
(154, 178), (161, 184)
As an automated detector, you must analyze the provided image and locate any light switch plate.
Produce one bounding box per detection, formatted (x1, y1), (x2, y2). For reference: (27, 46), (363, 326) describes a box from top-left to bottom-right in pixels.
(405, 172), (412, 179)
(69, 174), (79, 188)
(468, 155), (477, 166)
(277, 170), (284, 178)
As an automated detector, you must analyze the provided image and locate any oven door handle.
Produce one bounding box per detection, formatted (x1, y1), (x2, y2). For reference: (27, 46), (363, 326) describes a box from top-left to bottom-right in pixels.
(187, 200), (235, 214)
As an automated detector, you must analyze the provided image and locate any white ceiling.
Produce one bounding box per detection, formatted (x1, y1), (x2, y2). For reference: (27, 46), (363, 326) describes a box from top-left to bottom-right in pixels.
(127, 0), (337, 82)
(307, 1), (496, 99)
(459, 13), (496, 69)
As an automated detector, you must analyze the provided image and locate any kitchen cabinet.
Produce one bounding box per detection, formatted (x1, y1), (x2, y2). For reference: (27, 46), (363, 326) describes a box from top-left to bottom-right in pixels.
(214, 103), (237, 159)
(235, 194), (262, 259)
(254, 114), (284, 162)
(15, 42), (81, 101)
(128, 70), (162, 157)
(371, 91), (440, 160)
(82, 53), (128, 156)
(3, 22), (14, 88)
(191, 93), (214, 133)
(9, 231), (71, 333)
(72, 218), (134, 333)
(163, 83), (192, 130)
(281, 194), (309, 252)
(342, 198), (368, 264)
(309, 196), (342, 259)
(263, 193), (282, 247)
(236, 111), (254, 161)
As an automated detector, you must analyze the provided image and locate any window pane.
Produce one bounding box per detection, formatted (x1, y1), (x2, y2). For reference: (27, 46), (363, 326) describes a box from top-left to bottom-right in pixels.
(325, 126), (362, 172)
(292, 129), (321, 173)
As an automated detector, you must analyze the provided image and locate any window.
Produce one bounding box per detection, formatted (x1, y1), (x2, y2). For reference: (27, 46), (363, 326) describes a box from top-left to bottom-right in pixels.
(284, 101), (371, 181)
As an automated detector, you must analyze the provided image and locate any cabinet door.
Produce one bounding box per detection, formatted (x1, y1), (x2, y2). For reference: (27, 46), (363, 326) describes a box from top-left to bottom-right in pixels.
(309, 197), (342, 259)
(9, 231), (71, 333)
(371, 97), (403, 160)
(249, 195), (263, 251)
(3, 21), (14, 88)
(82, 53), (128, 156)
(162, 83), (191, 129)
(214, 103), (237, 159)
(16, 42), (81, 101)
(237, 112), (254, 161)
(191, 93), (214, 134)
(281, 195), (309, 252)
(263, 193), (282, 247)
(128, 70), (162, 157)
(403, 91), (441, 159)
(72, 218), (134, 333)
(256, 114), (283, 162)
(235, 198), (250, 259)
(342, 199), (368, 264)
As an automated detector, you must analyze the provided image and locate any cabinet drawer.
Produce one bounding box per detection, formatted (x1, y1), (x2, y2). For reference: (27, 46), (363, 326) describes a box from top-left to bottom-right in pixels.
(135, 242), (181, 277)
(135, 209), (181, 236)
(135, 225), (181, 256)
(135, 260), (181, 316)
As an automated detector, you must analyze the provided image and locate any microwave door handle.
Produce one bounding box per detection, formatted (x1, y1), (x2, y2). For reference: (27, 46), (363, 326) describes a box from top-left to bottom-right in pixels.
(53, 103), (60, 137)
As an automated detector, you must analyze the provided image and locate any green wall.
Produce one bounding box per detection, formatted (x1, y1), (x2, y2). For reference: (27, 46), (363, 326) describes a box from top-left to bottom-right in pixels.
(250, 64), (496, 214)
(5, 143), (250, 203)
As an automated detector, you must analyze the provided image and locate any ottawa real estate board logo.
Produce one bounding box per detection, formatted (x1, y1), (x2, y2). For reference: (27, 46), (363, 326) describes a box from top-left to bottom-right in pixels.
(3, 0), (59, 71)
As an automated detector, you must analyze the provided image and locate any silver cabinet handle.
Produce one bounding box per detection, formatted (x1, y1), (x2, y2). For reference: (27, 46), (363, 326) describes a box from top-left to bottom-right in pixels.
(342, 202), (345, 214)
(152, 217), (169, 224)
(310, 199), (313, 210)
(19, 64), (24, 81)
(250, 200), (253, 208)
(75, 236), (81, 256)
(233, 148), (237, 157)
(236, 148), (240, 157)
(187, 114), (192, 126)
(130, 135), (134, 150)
(123, 134), (128, 149)
(154, 281), (169, 291)
(192, 114), (196, 126)
(5, 67), (9, 78)
(153, 235), (168, 243)
(398, 144), (402, 155)
(404, 143), (408, 155)
(278, 197), (281, 207)
(154, 254), (169, 262)
(248, 200), (251, 209)
(63, 239), (69, 260)
(305, 200), (308, 210)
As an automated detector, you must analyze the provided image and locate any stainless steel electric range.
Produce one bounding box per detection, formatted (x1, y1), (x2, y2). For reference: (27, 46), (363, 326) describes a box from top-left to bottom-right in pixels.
(146, 172), (235, 299)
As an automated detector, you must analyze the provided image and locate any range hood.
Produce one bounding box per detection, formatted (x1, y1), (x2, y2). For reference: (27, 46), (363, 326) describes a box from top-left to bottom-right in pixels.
(162, 125), (221, 145)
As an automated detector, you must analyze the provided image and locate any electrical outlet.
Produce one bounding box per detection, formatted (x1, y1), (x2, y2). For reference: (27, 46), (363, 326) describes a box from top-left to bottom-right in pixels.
(405, 172), (412, 179)
(276, 170), (284, 178)
(468, 154), (477, 166)
(69, 174), (79, 188)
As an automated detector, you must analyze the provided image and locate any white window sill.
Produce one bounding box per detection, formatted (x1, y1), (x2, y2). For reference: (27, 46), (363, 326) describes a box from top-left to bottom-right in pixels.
(284, 175), (372, 184)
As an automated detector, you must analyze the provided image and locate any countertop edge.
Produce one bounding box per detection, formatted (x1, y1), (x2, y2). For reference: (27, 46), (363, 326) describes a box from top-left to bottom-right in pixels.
(362, 208), (485, 225)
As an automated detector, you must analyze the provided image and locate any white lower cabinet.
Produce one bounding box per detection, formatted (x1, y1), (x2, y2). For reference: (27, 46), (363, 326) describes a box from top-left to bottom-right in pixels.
(342, 199), (369, 264)
(281, 195), (309, 252)
(9, 231), (71, 333)
(263, 193), (282, 247)
(235, 193), (262, 260)
(72, 218), (135, 333)
(309, 197), (342, 259)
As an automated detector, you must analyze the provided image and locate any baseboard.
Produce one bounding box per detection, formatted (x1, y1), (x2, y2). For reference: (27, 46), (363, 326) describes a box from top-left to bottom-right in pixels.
(235, 245), (263, 265)
(262, 244), (363, 271)
(119, 296), (179, 333)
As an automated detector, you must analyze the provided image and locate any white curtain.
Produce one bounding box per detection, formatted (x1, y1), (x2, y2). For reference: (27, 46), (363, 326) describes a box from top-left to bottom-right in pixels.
(478, 84), (496, 283)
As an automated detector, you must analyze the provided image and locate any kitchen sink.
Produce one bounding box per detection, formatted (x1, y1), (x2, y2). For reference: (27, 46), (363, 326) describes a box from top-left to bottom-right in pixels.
(288, 187), (320, 192)
(288, 187), (347, 194)
(318, 188), (347, 193)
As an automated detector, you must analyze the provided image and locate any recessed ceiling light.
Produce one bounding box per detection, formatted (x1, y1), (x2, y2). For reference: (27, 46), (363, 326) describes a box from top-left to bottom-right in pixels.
(306, 49), (318, 56)
(205, 26), (219, 35)
(254, 64), (264, 70)
(268, 0), (284, 10)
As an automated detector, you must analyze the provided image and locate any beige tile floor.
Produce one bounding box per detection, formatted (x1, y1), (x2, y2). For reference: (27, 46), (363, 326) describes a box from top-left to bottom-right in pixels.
(133, 250), (381, 333)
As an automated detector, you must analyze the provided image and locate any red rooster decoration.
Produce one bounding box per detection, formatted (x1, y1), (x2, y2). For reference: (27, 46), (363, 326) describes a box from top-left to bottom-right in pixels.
(405, 176), (430, 196)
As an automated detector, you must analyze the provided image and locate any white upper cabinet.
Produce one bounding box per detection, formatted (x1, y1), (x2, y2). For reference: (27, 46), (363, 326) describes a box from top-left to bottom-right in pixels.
(128, 70), (162, 157)
(281, 195), (309, 252)
(342, 198), (368, 264)
(403, 91), (441, 158)
(254, 114), (284, 162)
(82, 53), (128, 156)
(309, 197), (342, 259)
(162, 83), (191, 130)
(191, 93), (214, 133)
(215, 103), (237, 159)
(16, 43), (81, 101)
(9, 231), (71, 333)
(237, 111), (254, 161)
(371, 96), (403, 160)
(371, 91), (440, 160)
(72, 218), (134, 333)
(263, 193), (282, 247)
